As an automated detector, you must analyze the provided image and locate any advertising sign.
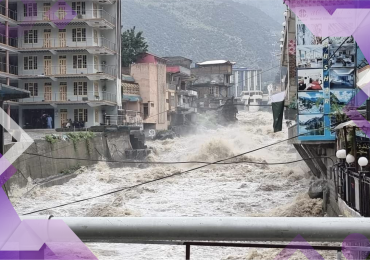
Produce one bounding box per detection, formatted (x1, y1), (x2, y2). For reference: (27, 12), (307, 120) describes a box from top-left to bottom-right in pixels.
(297, 19), (356, 141)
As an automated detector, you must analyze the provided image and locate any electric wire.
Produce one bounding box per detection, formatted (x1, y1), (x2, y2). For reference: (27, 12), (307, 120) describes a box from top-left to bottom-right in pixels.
(21, 129), (326, 216)
(22, 152), (335, 166)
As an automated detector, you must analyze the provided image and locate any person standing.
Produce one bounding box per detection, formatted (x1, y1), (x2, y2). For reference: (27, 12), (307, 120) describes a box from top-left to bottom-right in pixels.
(47, 115), (53, 129)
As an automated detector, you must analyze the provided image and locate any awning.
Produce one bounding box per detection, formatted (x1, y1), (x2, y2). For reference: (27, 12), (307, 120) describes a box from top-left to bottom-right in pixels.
(122, 95), (142, 102)
(0, 84), (30, 101)
(334, 120), (370, 130)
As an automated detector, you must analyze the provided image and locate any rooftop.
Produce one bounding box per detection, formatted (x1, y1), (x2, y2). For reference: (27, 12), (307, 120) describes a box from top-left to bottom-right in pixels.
(196, 60), (236, 66)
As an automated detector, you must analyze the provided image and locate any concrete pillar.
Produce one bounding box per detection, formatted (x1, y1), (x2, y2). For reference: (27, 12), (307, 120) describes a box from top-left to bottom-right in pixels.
(235, 71), (238, 96)
(5, 50), (9, 74)
(260, 72), (262, 92)
(5, 21), (8, 45)
(255, 71), (258, 91)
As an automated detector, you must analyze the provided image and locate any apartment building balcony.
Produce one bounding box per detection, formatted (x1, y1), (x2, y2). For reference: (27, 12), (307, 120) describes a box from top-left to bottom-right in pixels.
(0, 33), (18, 52)
(17, 91), (117, 106)
(177, 103), (197, 113)
(0, 6), (18, 25)
(0, 62), (18, 79)
(17, 9), (116, 30)
(122, 82), (140, 95)
(91, 0), (116, 5)
(105, 113), (143, 128)
(18, 37), (116, 55)
(177, 89), (198, 97)
(19, 65), (117, 81)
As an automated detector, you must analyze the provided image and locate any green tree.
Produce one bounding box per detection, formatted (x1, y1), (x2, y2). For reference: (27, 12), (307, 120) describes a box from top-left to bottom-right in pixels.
(121, 26), (149, 67)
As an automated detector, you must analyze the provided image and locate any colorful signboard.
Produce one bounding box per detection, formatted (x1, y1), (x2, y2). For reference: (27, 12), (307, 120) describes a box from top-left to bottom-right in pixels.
(297, 20), (356, 141)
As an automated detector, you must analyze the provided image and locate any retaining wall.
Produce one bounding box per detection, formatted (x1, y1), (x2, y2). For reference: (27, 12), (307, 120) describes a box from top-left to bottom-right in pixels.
(3, 130), (132, 193)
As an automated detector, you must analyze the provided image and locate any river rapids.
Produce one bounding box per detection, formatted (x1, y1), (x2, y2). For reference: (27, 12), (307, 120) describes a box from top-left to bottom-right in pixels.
(10, 110), (336, 259)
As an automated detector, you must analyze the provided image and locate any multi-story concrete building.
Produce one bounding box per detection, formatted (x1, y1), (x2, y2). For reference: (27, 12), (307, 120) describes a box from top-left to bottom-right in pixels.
(131, 53), (168, 131)
(230, 68), (262, 97)
(191, 60), (234, 112)
(164, 56), (197, 126)
(0, 0), (121, 129)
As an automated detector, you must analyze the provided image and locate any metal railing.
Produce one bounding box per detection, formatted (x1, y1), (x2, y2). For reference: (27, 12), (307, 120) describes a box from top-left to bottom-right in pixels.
(0, 33), (18, 48)
(0, 62), (18, 75)
(105, 113), (143, 127)
(122, 84), (140, 95)
(18, 91), (116, 103)
(335, 166), (370, 217)
(0, 6), (17, 20)
(18, 9), (116, 26)
(20, 65), (117, 78)
(18, 37), (116, 52)
(19, 216), (370, 260)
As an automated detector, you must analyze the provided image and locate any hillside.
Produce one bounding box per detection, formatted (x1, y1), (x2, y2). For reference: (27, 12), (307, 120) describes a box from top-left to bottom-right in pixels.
(121, 0), (282, 80)
(236, 0), (286, 23)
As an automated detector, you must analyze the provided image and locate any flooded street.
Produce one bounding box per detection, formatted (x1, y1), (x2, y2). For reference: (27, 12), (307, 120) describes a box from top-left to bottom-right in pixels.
(10, 111), (328, 259)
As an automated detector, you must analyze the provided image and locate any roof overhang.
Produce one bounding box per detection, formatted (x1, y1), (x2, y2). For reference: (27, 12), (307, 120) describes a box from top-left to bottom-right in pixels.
(334, 120), (369, 130)
(0, 84), (30, 101)
(167, 66), (191, 77)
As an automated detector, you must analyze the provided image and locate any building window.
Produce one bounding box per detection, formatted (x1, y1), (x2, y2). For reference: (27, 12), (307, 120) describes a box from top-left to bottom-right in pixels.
(72, 28), (86, 42)
(24, 3), (37, 17)
(25, 83), (38, 96)
(72, 2), (86, 15)
(24, 30), (38, 43)
(143, 103), (149, 118)
(73, 55), (87, 69)
(24, 56), (37, 70)
(209, 86), (219, 96)
(74, 109), (88, 122)
(73, 82), (88, 95)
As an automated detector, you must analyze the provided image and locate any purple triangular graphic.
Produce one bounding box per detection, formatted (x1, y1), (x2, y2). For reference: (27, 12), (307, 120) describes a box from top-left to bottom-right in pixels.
(274, 235), (325, 260)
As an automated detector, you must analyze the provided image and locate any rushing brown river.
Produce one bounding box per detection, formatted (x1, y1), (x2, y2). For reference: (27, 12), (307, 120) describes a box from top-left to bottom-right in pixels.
(11, 110), (335, 259)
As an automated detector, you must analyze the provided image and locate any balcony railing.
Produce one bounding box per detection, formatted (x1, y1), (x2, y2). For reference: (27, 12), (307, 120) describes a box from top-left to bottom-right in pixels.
(0, 62), (18, 75)
(0, 33), (18, 48)
(18, 91), (116, 103)
(122, 84), (140, 95)
(334, 167), (370, 217)
(20, 65), (117, 78)
(18, 37), (116, 52)
(105, 113), (143, 127)
(0, 6), (17, 21)
(177, 89), (198, 97)
(18, 9), (116, 26)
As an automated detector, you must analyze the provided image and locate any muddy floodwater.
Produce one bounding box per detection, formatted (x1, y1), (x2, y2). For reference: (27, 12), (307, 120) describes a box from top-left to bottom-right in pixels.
(11, 111), (336, 259)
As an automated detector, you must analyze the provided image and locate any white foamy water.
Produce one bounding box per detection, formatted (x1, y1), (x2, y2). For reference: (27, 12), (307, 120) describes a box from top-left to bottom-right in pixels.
(11, 111), (334, 260)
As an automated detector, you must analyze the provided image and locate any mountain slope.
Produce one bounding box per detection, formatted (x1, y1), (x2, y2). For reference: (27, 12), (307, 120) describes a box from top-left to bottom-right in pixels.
(121, 0), (281, 78)
(236, 0), (286, 23)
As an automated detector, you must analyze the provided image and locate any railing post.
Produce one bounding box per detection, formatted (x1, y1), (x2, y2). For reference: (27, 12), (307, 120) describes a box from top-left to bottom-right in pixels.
(185, 244), (190, 260)
(337, 250), (341, 260)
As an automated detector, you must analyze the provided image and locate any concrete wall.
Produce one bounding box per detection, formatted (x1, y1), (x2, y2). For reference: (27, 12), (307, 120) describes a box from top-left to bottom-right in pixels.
(131, 63), (168, 130)
(4, 130), (132, 193)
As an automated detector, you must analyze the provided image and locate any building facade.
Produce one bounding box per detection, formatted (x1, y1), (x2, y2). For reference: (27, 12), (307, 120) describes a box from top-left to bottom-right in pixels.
(0, 0), (122, 129)
(164, 56), (197, 126)
(131, 53), (168, 130)
(191, 60), (234, 111)
(230, 68), (262, 97)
